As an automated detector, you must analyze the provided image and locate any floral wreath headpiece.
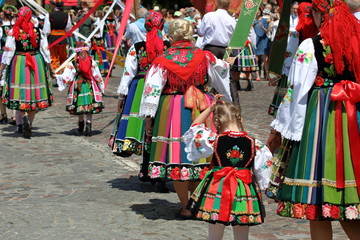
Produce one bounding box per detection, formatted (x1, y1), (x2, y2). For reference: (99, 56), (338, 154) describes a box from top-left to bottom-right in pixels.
(2, 5), (18, 17)
(74, 41), (90, 53)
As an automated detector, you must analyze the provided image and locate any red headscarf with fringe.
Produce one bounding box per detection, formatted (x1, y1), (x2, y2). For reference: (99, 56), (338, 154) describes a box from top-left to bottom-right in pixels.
(13, 7), (38, 49)
(296, 2), (318, 41)
(145, 10), (164, 64)
(319, 1), (360, 82)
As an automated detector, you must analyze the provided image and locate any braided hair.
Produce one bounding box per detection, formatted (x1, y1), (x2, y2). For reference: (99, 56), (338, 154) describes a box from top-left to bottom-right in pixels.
(213, 102), (244, 133)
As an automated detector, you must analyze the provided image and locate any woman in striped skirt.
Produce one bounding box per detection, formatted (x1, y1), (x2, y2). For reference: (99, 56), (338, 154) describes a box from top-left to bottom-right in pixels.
(0, 7), (54, 138)
(139, 19), (232, 218)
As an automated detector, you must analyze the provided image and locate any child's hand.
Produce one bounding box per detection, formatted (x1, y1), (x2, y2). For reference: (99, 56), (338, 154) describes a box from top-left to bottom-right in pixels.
(210, 94), (224, 111)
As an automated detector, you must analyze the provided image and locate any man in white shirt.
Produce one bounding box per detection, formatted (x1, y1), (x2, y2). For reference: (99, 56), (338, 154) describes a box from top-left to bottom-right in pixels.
(124, 8), (148, 46)
(197, 0), (236, 59)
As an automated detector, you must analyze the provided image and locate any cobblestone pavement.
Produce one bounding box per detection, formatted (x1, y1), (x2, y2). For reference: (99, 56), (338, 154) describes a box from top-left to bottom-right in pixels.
(0, 69), (349, 240)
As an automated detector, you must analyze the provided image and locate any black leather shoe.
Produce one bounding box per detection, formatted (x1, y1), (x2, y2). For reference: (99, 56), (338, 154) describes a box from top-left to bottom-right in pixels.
(84, 122), (92, 136)
(23, 115), (31, 138)
(78, 121), (85, 133)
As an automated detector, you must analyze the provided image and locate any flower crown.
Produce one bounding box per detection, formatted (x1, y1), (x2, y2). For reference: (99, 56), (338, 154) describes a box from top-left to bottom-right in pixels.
(74, 46), (90, 52)
(2, 5), (18, 17)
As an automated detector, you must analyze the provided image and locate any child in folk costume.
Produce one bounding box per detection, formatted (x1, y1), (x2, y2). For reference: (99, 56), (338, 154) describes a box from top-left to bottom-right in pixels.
(184, 95), (273, 240)
(56, 42), (104, 136)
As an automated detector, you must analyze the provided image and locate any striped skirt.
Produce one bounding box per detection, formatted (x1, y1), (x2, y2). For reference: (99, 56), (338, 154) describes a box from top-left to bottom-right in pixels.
(66, 77), (104, 115)
(2, 52), (53, 111)
(232, 45), (258, 73)
(147, 93), (214, 181)
(104, 32), (121, 56)
(187, 167), (265, 226)
(268, 75), (289, 117)
(277, 86), (360, 220)
(110, 74), (145, 157)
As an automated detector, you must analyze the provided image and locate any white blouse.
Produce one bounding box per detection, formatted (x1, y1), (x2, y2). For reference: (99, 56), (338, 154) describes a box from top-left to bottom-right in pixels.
(116, 44), (138, 95)
(56, 59), (104, 93)
(183, 124), (273, 190)
(139, 53), (232, 118)
(1, 29), (51, 65)
(271, 38), (318, 141)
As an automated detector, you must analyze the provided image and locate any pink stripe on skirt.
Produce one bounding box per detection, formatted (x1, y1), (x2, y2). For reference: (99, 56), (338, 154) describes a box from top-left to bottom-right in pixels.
(33, 56), (41, 101)
(170, 95), (182, 164)
(160, 96), (174, 161)
(25, 64), (31, 102)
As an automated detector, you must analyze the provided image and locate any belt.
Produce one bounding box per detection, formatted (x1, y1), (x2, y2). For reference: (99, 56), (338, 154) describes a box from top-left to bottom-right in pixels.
(50, 30), (66, 36)
(204, 44), (227, 49)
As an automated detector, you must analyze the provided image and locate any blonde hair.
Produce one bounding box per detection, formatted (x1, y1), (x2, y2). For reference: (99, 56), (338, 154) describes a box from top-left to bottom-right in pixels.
(217, 0), (230, 10)
(168, 19), (193, 42)
(213, 102), (243, 132)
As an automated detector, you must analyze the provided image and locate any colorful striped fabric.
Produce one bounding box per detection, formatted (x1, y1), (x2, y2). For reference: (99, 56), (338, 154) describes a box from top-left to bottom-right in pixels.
(3, 53), (53, 111)
(147, 93), (213, 181)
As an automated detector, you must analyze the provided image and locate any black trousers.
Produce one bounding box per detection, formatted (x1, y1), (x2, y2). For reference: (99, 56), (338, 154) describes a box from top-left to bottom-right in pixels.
(203, 44), (227, 59)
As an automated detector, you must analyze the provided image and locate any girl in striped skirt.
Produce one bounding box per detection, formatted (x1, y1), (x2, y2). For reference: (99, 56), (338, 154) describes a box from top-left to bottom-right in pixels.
(56, 42), (104, 136)
(184, 95), (273, 239)
(0, 7), (54, 138)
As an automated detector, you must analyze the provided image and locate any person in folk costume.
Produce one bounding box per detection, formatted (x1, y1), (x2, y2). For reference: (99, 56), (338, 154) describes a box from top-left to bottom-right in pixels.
(109, 11), (171, 182)
(139, 19), (232, 218)
(0, 7), (55, 138)
(268, 2), (318, 118)
(267, 0), (360, 239)
(184, 95), (273, 240)
(229, 26), (258, 107)
(91, 10), (109, 77)
(43, 0), (72, 71)
(56, 42), (104, 137)
(103, 6), (120, 55)
(0, 5), (17, 125)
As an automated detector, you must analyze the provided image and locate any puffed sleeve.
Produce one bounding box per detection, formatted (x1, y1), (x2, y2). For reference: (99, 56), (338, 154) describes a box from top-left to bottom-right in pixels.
(40, 30), (51, 64)
(253, 139), (273, 190)
(205, 52), (232, 102)
(91, 59), (104, 93)
(116, 44), (138, 95)
(1, 33), (16, 65)
(139, 65), (167, 118)
(43, 14), (50, 36)
(183, 123), (218, 162)
(56, 62), (76, 91)
(270, 38), (318, 141)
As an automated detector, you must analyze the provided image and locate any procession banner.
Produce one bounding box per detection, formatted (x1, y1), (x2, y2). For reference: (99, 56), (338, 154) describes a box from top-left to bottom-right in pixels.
(267, 0), (291, 82)
(227, 0), (261, 50)
(104, 0), (134, 90)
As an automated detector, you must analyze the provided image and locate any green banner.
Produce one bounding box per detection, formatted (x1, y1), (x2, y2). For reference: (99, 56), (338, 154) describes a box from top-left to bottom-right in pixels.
(267, 0), (292, 81)
(227, 0), (261, 50)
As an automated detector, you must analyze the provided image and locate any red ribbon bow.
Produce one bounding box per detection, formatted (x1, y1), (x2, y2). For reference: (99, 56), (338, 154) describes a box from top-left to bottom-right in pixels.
(330, 80), (360, 196)
(25, 52), (35, 71)
(91, 44), (105, 65)
(213, 167), (252, 222)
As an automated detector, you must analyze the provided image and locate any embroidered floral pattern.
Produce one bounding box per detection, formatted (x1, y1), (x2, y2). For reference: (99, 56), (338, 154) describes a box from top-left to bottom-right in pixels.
(321, 43), (336, 77)
(226, 145), (244, 165)
(295, 49), (313, 64)
(148, 163), (209, 181)
(16, 28), (40, 51)
(277, 201), (360, 220)
(143, 84), (161, 98)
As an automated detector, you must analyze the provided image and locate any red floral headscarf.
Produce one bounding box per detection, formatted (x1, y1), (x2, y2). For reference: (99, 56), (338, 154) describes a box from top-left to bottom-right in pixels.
(296, 2), (318, 41)
(145, 10), (164, 64)
(319, 1), (360, 82)
(13, 7), (38, 48)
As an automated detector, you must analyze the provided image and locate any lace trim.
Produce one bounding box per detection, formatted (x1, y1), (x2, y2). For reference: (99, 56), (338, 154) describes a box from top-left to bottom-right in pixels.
(270, 119), (302, 141)
(140, 102), (158, 118)
(283, 177), (357, 187)
(152, 136), (183, 142)
(117, 85), (129, 95)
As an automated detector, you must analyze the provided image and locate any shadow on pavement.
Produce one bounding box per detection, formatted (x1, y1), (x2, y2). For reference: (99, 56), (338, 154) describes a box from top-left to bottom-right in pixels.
(107, 176), (174, 193)
(59, 129), (102, 136)
(130, 198), (190, 221)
